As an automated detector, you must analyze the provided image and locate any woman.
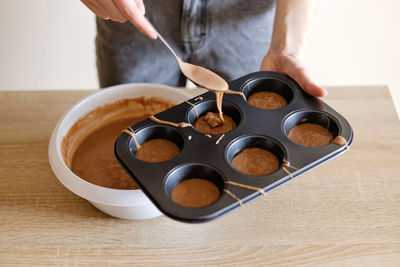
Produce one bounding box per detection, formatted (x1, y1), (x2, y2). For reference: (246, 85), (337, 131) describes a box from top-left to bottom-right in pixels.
(82, 0), (326, 97)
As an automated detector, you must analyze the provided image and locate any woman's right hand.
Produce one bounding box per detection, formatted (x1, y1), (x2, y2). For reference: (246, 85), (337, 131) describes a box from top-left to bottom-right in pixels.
(81, 0), (157, 39)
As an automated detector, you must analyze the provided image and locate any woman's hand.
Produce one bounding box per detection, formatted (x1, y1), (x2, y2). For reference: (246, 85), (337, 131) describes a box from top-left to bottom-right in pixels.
(260, 52), (327, 97)
(81, 0), (157, 39)
(263, 0), (326, 97)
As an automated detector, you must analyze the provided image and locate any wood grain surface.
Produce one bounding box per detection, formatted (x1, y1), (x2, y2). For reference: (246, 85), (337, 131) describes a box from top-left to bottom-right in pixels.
(0, 87), (399, 266)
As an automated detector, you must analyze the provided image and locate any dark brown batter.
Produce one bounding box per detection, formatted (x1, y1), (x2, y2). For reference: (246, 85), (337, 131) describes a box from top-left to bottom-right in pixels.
(193, 112), (236, 135)
(248, 91), (287, 109)
(171, 178), (220, 208)
(136, 139), (180, 163)
(288, 123), (333, 147)
(63, 97), (175, 190)
(232, 148), (279, 176)
(71, 116), (145, 190)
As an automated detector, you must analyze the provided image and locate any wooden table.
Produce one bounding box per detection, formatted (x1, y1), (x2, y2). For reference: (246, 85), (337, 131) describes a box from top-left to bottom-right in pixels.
(1, 86), (399, 266)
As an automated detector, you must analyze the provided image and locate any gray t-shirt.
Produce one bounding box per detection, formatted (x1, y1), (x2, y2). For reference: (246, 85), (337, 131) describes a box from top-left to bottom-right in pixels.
(96, 0), (276, 87)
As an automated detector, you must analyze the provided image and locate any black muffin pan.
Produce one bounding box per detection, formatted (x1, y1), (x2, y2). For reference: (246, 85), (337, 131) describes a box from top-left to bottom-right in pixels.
(115, 71), (353, 223)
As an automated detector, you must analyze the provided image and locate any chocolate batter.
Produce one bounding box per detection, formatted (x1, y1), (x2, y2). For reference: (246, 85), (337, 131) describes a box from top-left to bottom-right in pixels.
(248, 91), (287, 109)
(71, 116), (145, 190)
(288, 123), (333, 147)
(194, 112), (236, 135)
(136, 139), (180, 163)
(232, 148), (279, 176)
(149, 115), (191, 128)
(171, 178), (220, 208)
(331, 136), (347, 146)
(63, 97), (174, 190)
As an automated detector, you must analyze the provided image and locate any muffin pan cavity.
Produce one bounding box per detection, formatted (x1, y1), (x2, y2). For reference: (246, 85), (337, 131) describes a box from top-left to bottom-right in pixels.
(226, 135), (285, 176)
(187, 100), (242, 135)
(165, 163), (224, 208)
(241, 76), (295, 109)
(129, 125), (184, 155)
(283, 110), (340, 138)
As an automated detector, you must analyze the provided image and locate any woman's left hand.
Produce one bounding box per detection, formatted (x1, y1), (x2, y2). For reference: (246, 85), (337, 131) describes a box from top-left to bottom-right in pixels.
(260, 52), (327, 97)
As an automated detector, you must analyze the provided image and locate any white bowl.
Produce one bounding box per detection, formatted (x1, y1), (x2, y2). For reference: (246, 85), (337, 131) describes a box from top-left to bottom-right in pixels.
(48, 83), (192, 220)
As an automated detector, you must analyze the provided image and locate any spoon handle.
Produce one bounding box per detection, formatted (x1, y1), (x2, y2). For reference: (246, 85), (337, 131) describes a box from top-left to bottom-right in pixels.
(147, 19), (180, 61)
(157, 32), (180, 61)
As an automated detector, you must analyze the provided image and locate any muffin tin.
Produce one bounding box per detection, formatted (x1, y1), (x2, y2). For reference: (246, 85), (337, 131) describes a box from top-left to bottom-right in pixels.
(114, 71), (353, 223)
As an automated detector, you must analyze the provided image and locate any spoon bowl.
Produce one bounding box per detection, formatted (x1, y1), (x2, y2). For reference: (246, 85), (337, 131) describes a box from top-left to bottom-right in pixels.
(150, 21), (229, 92)
(177, 58), (229, 92)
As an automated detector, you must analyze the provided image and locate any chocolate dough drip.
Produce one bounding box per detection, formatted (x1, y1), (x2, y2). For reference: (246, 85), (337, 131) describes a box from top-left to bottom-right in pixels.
(232, 147), (279, 176)
(225, 181), (266, 196)
(171, 178), (220, 208)
(149, 115), (192, 128)
(185, 101), (199, 119)
(215, 134), (225, 144)
(331, 136), (347, 146)
(122, 128), (142, 150)
(281, 159), (299, 179)
(288, 123), (333, 147)
(136, 139), (180, 163)
(215, 91), (225, 121)
(248, 92), (287, 109)
(224, 90), (247, 101)
(194, 112), (236, 135)
(214, 90), (245, 122)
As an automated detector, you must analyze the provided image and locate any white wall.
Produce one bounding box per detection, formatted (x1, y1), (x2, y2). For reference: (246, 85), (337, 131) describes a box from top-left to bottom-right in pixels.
(303, 0), (400, 116)
(0, 0), (97, 89)
(0, 0), (399, 116)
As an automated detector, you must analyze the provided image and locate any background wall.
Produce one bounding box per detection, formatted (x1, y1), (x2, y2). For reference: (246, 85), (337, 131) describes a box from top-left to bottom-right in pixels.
(0, 0), (399, 117)
(0, 0), (97, 90)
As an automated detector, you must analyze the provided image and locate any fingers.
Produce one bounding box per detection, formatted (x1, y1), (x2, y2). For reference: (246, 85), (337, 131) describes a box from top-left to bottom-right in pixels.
(260, 53), (327, 98)
(82, 0), (126, 22)
(113, 0), (157, 39)
(81, 0), (110, 20)
(290, 67), (328, 97)
(98, 0), (127, 23)
(81, 0), (156, 39)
